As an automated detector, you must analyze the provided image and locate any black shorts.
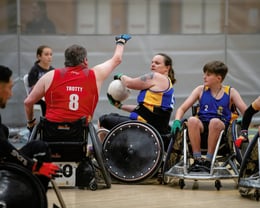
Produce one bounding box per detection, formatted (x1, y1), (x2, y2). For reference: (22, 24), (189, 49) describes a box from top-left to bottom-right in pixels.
(99, 113), (130, 130)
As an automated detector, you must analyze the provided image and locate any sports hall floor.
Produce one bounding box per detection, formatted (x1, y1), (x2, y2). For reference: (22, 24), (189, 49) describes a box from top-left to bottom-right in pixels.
(47, 179), (258, 208)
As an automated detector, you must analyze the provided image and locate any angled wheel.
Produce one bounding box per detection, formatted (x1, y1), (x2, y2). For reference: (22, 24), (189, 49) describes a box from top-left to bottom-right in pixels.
(231, 119), (242, 164)
(162, 129), (183, 184)
(238, 132), (259, 199)
(0, 162), (47, 208)
(103, 121), (164, 183)
(88, 122), (112, 188)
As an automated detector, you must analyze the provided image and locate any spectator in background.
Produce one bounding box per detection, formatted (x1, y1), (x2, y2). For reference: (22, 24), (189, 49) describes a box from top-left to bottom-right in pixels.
(27, 45), (54, 116)
(25, 0), (56, 34)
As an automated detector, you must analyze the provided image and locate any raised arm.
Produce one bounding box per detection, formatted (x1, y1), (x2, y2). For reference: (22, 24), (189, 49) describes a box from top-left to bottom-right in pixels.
(93, 34), (131, 93)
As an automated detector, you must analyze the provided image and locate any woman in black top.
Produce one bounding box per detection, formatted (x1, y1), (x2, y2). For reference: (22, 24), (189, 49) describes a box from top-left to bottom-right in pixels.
(28, 45), (54, 116)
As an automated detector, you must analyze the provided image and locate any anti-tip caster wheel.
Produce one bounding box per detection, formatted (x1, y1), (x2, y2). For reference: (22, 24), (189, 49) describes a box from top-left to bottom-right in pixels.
(89, 181), (98, 191)
(215, 180), (222, 190)
(179, 179), (185, 189)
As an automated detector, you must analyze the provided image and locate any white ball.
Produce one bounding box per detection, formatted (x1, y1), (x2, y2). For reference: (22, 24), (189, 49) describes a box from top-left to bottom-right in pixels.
(107, 80), (131, 101)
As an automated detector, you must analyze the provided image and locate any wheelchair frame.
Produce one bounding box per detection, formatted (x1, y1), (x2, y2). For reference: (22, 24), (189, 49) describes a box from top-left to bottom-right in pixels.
(29, 117), (111, 190)
(238, 131), (260, 201)
(163, 119), (242, 190)
(0, 162), (47, 208)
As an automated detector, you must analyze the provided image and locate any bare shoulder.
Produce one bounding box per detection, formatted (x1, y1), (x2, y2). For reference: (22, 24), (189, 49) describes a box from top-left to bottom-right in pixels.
(229, 87), (240, 97)
(193, 85), (204, 95)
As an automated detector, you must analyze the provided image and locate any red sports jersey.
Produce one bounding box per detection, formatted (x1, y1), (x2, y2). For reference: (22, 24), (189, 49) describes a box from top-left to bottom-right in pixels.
(45, 66), (98, 124)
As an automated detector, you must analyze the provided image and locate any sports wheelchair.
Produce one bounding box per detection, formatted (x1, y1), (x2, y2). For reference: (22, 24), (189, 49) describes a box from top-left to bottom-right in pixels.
(29, 117), (111, 191)
(99, 120), (170, 183)
(238, 129), (260, 201)
(163, 108), (242, 190)
(0, 162), (47, 208)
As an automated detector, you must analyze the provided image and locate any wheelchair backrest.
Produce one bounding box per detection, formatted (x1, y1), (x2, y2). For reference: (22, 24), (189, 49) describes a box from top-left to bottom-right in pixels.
(39, 117), (88, 162)
(39, 117), (88, 142)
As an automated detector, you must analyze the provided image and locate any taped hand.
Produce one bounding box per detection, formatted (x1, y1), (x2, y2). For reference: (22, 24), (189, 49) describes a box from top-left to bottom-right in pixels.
(114, 73), (123, 80)
(115, 34), (131, 45)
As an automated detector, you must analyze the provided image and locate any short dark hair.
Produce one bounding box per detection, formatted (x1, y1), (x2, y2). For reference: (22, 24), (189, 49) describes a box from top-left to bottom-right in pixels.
(203, 60), (228, 81)
(0, 65), (12, 83)
(64, 44), (87, 67)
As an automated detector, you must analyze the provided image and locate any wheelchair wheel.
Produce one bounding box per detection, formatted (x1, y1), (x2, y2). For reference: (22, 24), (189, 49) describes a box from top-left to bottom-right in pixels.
(0, 162), (47, 208)
(103, 121), (164, 183)
(27, 123), (40, 143)
(231, 119), (242, 164)
(162, 128), (183, 184)
(97, 128), (110, 143)
(88, 122), (112, 188)
(238, 132), (259, 200)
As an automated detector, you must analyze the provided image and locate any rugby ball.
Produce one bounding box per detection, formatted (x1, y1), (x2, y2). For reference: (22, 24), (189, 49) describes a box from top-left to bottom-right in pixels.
(107, 80), (131, 101)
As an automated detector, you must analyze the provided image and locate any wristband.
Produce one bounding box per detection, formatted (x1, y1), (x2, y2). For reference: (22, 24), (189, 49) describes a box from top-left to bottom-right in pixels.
(118, 104), (123, 109)
(27, 118), (36, 124)
(116, 39), (126, 45)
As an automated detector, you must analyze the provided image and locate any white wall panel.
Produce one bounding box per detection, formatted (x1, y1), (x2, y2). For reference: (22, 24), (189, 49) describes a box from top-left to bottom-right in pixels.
(1, 34), (259, 126)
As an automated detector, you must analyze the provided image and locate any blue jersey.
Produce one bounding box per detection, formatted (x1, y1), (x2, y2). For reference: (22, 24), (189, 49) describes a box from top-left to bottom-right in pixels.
(198, 85), (231, 125)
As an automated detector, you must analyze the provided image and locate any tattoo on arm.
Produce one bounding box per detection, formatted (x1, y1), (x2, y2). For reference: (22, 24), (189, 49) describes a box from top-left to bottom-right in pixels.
(140, 72), (154, 82)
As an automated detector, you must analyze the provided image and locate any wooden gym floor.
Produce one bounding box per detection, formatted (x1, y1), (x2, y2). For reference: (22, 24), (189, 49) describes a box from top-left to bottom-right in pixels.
(47, 179), (259, 208)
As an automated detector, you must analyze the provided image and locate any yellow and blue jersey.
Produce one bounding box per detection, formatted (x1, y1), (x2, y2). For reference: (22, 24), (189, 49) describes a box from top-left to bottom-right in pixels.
(198, 85), (232, 125)
(129, 78), (175, 133)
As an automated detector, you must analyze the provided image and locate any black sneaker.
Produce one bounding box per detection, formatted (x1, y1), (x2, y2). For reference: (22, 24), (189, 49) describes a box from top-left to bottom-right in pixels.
(188, 158), (204, 172)
(202, 160), (211, 173)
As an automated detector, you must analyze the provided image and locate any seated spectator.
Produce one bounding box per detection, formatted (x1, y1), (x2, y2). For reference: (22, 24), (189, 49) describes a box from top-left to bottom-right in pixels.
(25, 0), (56, 34)
(27, 45), (54, 116)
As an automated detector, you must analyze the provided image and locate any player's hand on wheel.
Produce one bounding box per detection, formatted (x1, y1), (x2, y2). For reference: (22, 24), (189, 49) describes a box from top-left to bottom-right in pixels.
(171, 120), (181, 135)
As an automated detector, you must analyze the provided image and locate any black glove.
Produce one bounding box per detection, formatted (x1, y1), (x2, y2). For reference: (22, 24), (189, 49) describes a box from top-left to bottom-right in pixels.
(107, 93), (122, 109)
(115, 34), (131, 45)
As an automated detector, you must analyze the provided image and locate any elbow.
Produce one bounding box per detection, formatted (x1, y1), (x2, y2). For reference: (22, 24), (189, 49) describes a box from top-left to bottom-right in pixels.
(115, 56), (122, 65)
(24, 97), (33, 108)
